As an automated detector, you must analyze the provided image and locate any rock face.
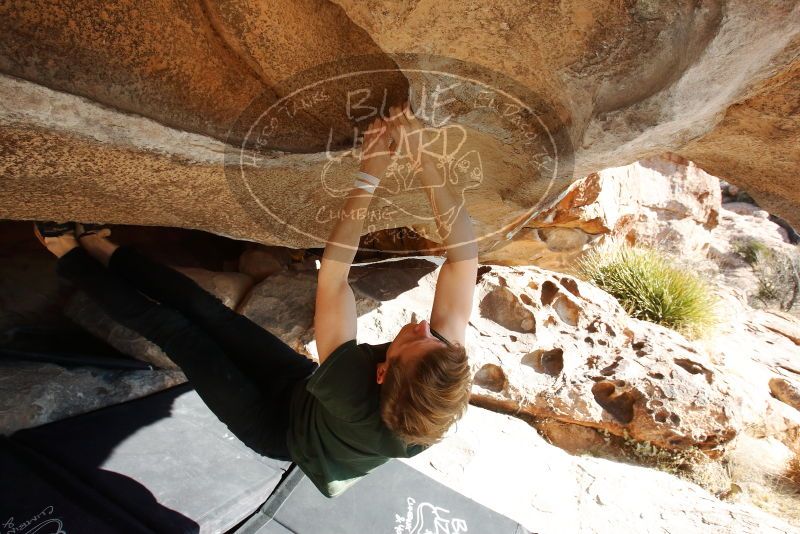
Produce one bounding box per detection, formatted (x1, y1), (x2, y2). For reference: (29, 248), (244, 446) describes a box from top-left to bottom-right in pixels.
(238, 271), (319, 355)
(467, 265), (737, 450)
(1, 1), (799, 246)
(483, 154), (721, 270)
(0, 360), (186, 434)
(770, 378), (800, 413)
(334, 0), (800, 228)
(403, 406), (796, 534)
(0, 0), (406, 148)
(707, 200), (800, 314)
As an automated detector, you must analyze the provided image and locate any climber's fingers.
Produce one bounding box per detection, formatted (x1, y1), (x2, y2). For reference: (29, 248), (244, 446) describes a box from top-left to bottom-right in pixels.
(372, 118), (391, 152)
(386, 105), (404, 147)
(361, 118), (392, 159)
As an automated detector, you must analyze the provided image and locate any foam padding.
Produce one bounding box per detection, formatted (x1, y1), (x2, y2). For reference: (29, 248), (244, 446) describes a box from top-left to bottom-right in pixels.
(236, 460), (530, 534)
(11, 384), (291, 533)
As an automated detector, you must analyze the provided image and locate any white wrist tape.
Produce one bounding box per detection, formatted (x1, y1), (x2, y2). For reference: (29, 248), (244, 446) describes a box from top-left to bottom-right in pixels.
(354, 171), (380, 194)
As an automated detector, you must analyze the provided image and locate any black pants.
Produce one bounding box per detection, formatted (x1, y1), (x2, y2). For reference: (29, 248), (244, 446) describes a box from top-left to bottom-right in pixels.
(56, 246), (318, 460)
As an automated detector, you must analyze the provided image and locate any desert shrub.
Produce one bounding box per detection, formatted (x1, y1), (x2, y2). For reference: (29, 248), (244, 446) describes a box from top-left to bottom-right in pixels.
(732, 238), (772, 266)
(733, 239), (800, 312)
(753, 249), (800, 312)
(578, 245), (718, 338)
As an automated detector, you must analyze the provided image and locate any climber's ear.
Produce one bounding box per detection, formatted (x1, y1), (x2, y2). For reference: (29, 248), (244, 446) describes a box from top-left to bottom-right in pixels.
(376, 361), (388, 384)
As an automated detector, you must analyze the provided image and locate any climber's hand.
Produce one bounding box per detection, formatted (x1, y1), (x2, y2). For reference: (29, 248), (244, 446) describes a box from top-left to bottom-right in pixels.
(386, 102), (437, 169)
(358, 117), (393, 178)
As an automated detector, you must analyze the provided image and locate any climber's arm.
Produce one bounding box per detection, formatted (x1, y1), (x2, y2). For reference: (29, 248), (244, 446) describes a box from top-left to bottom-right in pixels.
(386, 103), (478, 346)
(315, 118), (393, 364)
(315, 188), (370, 365)
(423, 158), (478, 347)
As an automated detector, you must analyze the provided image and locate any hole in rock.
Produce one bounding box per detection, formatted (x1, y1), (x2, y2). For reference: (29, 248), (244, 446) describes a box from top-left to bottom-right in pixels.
(553, 295), (580, 327)
(654, 409), (669, 423)
(673, 358), (714, 384)
(541, 280), (559, 306)
(509, 335), (517, 342)
(631, 340), (647, 357)
(622, 328), (635, 342)
(474, 364), (506, 392)
(519, 293), (534, 306)
(591, 381), (635, 424)
(521, 348), (564, 376)
(543, 316), (558, 327)
(479, 286), (536, 333)
(559, 277), (580, 297)
(599, 361), (619, 376)
(476, 265), (492, 284)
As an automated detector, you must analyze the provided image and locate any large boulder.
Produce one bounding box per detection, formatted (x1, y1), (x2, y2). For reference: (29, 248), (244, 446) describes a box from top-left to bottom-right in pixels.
(0, 360), (185, 434)
(482, 154), (721, 269)
(465, 265), (738, 451)
(1, 1), (799, 245)
(334, 0), (800, 229)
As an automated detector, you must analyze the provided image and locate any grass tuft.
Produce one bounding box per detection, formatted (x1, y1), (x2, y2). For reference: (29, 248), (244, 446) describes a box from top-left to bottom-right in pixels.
(577, 245), (718, 338)
(732, 238), (772, 266)
(733, 238), (800, 312)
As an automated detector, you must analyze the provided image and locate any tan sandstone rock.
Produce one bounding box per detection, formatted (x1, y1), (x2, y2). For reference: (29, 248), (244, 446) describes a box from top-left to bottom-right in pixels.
(1, 1), (799, 245)
(483, 154), (721, 269)
(465, 265), (736, 450)
(770, 378), (800, 413)
(237, 244), (292, 282)
(334, 0), (800, 228)
(237, 271), (320, 356)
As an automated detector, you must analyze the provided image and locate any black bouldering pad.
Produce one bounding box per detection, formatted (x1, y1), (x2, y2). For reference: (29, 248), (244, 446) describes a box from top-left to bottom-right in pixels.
(236, 460), (531, 534)
(0, 437), (151, 534)
(6, 384), (291, 533)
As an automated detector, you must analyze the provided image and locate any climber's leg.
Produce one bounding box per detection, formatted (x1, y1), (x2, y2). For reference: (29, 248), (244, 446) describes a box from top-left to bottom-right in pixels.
(55, 247), (292, 457)
(79, 235), (317, 391)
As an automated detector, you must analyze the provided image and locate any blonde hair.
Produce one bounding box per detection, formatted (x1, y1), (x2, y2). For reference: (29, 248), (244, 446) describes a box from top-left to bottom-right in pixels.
(379, 342), (471, 446)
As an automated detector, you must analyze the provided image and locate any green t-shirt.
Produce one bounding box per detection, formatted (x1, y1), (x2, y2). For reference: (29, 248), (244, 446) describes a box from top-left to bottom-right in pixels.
(286, 339), (426, 498)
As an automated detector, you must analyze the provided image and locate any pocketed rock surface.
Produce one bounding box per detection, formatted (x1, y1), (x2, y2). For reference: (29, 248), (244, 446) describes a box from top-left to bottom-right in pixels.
(459, 265), (738, 451)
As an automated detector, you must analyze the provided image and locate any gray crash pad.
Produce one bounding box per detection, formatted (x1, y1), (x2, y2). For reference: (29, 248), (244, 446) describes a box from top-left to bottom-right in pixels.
(236, 460), (530, 534)
(8, 384), (291, 533)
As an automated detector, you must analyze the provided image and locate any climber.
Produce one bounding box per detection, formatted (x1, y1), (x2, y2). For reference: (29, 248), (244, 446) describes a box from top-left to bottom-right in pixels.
(34, 102), (477, 498)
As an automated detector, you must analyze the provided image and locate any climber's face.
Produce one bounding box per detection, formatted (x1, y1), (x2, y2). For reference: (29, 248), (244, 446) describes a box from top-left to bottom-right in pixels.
(377, 319), (446, 384)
